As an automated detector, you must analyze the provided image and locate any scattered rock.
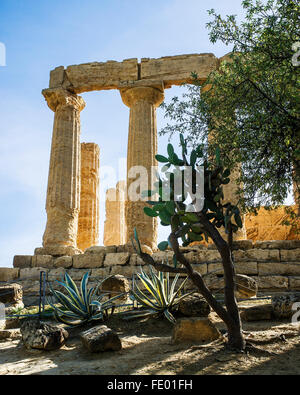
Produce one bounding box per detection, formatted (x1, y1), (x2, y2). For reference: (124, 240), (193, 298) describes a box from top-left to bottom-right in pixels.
(80, 325), (122, 353)
(101, 275), (129, 302)
(240, 304), (273, 321)
(178, 294), (210, 317)
(4, 301), (24, 329)
(0, 329), (21, 341)
(20, 318), (69, 351)
(172, 317), (221, 343)
(272, 293), (300, 319)
(235, 274), (258, 298)
(0, 283), (23, 304)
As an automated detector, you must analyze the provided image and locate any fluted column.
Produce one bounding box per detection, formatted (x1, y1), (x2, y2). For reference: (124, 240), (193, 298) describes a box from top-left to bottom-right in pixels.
(120, 86), (164, 251)
(77, 143), (100, 252)
(41, 88), (85, 256)
(103, 180), (127, 246)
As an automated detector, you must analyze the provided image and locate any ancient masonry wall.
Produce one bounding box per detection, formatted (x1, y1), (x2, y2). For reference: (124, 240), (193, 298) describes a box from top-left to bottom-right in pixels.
(2, 240), (300, 305)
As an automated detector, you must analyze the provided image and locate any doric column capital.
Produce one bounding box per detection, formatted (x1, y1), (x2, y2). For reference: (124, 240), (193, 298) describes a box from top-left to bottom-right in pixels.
(42, 88), (86, 112)
(120, 86), (164, 108)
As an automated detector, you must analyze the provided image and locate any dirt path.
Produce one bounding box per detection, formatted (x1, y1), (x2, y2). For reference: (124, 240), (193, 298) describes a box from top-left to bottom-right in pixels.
(1, 314), (300, 375)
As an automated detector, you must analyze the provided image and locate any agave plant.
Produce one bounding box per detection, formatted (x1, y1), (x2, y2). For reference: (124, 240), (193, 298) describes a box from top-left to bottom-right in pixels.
(48, 272), (124, 326)
(128, 266), (191, 323)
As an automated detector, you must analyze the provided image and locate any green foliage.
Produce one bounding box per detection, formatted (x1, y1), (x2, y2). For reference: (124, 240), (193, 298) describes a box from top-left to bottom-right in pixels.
(128, 266), (190, 323)
(144, 134), (243, 248)
(48, 272), (124, 326)
(160, 0), (300, 212)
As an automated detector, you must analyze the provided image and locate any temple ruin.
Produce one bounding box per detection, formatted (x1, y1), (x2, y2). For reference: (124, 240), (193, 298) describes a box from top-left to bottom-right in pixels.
(25, 53), (298, 258)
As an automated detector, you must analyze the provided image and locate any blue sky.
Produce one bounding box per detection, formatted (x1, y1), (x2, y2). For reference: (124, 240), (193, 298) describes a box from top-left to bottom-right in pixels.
(0, 0), (249, 267)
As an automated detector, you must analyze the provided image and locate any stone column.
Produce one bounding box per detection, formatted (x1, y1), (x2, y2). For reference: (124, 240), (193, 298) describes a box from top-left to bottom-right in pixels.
(120, 86), (164, 251)
(103, 181), (126, 246)
(40, 88), (85, 256)
(77, 143), (100, 252)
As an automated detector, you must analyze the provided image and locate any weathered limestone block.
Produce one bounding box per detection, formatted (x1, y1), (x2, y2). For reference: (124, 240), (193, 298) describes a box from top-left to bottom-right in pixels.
(110, 265), (135, 278)
(152, 251), (174, 264)
(281, 249), (300, 262)
(65, 59), (138, 94)
(178, 294), (210, 317)
(234, 261), (258, 275)
(241, 304), (273, 322)
(20, 319), (68, 351)
(91, 268), (111, 279)
(32, 255), (54, 269)
(129, 254), (146, 266)
(246, 205), (300, 242)
(67, 269), (90, 281)
(197, 250), (222, 263)
(49, 66), (65, 89)
(77, 143), (100, 252)
(232, 240), (253, 250)
(48, 268), (66, 281)
(19, 267), (48, 280)
(86, 246), (117, 254)
(104, 253), (130, 267)
(53, 256), (73, 269)
(235, 274), (258, 298)
(141, 54), (218, 87)
(101, 275), (130, 302)
(73, 254), (105, 269)
(41, 88), (85, 256)
(207, 262), (223, 275)
(16, 280), (40, 295)
(120, 86), (164, 251)
(234, 248), (280, 262)
(80, 325), (122, 353)
(289, 277), (300, 291)
(257, 275), (289, 290)
(103, 181), (126, 247)
(13, 255), (32, 269)
(192, 264), (208, 276)
(0, 283), (22, 304)
(254, 240), (300, 250)
(258, 262), (300, 276)
(172, 317), (221, 343)
(0, 329), (22, 340)
(0, 268), (19, 282)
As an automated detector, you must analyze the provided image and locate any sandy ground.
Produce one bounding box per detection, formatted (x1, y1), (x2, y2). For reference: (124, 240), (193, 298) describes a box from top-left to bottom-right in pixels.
(1, 309), (300, 375)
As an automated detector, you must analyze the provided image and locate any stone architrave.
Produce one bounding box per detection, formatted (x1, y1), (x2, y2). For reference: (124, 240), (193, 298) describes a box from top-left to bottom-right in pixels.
(41, 88), (85, 256)
(103, 181), (126, 246)
(120, 86), (164, 251)
(77, 143), (100, 252)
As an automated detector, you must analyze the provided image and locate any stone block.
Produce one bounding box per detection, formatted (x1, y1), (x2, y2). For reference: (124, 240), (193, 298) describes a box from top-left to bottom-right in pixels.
(240, 304), (273, 321)
(65, 58), (138, 94)
(234, 249), (280, 262)
(48, 268), (66, 281)
(0, 283), (22, 304)
(141, 54), (218, 87)
(172, 317), (221, 343)
(49, 66), (65, 88)
(73, 253), (105, 269)
(13, 255), (32, 269)
(0, 268), (19, 282)
(85, 245), (116, 254)
(91, 267), (111, 279)
(53, 256), (73, 269)
(281, 249), (300, 262)
(67, 269), (90, 281)
(258, 262), (300, 276)
(129, 254), (146, 266)
(32, 255), (54, 269)
(192, 263), (208, 276)
(19, 267), (48, 280)
(104, 253), (130, 267)
(254, 240), (300, 250)
(178, 294), (210, 317)
(207, 262), (223, 275)
(80, 325), (122, 353)
(289, 277), (300, 291)
(235, 261), (258, 275)
(257, 275), (289, 290)
(110, 265), (135, 278)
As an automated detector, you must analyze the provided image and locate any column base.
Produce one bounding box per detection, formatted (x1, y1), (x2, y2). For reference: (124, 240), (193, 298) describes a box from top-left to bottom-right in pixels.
(34, 246), (82, 257)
